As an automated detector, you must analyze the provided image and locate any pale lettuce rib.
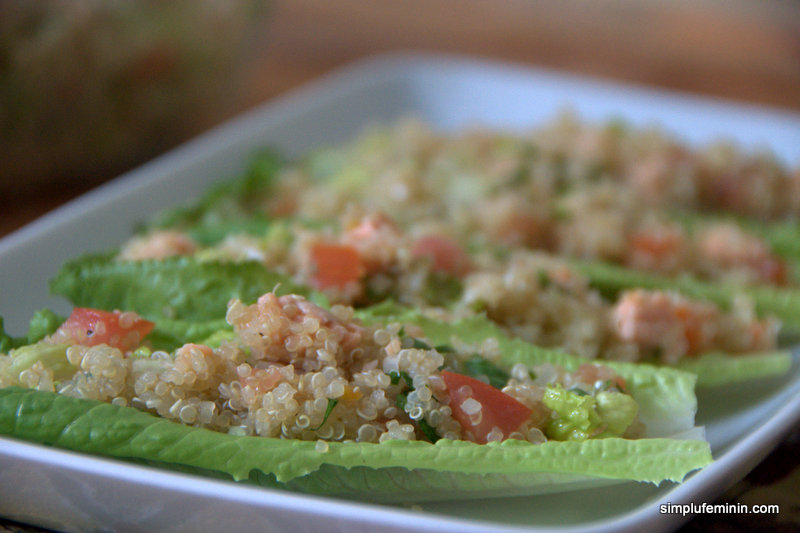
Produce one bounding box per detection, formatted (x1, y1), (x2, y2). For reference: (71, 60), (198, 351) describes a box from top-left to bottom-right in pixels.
(676, 351), (793, 387)
(0, 387), (712, 501)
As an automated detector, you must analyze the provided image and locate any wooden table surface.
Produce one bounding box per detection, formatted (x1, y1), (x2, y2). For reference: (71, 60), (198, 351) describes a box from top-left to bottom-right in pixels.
(1, 1), (799, 531)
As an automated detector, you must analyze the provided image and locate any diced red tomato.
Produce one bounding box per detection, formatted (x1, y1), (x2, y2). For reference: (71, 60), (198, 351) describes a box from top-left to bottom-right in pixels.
(673, 305), (701, 355)
(343, 213), (402, 273)
(629, 232), (679, 257)
(411, 235), (472, 277)
(697, 224), (788, 286)
(757, 256), (788, 285)
(674, 303), (719, 356)
(54, 308), (155, 352)
(441, 371), (532, 443)
(746, 320), (775, 350)
(309, 243), (366, 289)
(626, 228), (685, 273)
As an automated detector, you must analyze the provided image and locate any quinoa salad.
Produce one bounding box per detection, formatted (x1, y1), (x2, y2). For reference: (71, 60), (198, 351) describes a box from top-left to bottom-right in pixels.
(101, 113), (798, 367)
(2, 293), (644, 445)
(5, 111), (799, 497)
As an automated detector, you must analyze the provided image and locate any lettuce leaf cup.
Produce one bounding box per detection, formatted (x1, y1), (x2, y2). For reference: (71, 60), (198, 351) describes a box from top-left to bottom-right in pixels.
(0, 293), (712, 501)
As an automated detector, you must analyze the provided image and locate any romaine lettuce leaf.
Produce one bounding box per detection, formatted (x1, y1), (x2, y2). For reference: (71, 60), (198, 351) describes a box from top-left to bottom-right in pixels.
(571, 259), (800, 330)
(0, 387), (712, 501)
(360, 300), (792, 389)
(146, 149), (283, 238)
(146, 318), (232, 352)
(671, 210), (800, 264)
(1, 310), (64, 354)
(184, 214), (275, 247)
(0, 344), (74, 385)
(357, 303), (698, 437)
(50, 255), (308, 322)
(0, 318), (15, 353)
(676, 351), (793, 387)
(24, 309), (64, 345)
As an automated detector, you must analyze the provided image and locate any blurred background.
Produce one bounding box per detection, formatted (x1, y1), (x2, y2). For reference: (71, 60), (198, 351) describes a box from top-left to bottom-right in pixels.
(1, 0), (799, 238)
(0, 1), (799, 531)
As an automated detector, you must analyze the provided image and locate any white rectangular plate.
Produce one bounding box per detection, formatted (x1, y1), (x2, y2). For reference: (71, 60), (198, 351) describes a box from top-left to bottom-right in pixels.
(1, 53), (799, 533)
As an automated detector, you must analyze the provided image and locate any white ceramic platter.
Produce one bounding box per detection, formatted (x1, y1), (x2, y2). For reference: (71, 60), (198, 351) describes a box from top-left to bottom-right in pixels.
(1, 53), (799, 533)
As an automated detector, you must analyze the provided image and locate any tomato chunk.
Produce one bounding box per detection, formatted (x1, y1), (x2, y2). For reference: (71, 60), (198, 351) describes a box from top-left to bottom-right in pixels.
(411, 235), (471, 277)
(53, 308), (155, 352)
(309, 243), (366, 289)
(757, 256), (788, 286)
(629, 230), (682, 258)
(442, 371), (532, 443)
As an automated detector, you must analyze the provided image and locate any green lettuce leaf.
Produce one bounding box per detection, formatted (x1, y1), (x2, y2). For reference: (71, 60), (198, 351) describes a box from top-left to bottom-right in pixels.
(359, 300), (791, 390)
(357, 303), (698, 437)
(146, 149), (283, 240)
(571, 259), (800, 331)
(0, 387), (712, 501)
(0, 344), (75, 385)
(50, 255), (308, 322)
(1, 309), (65, 354)
(185, 214), (275, 247)
(671, 210), (800, 264)
(0, 318), (16, 353)
(676, 351), (793, 387)
(24, 309), (64, 344)
(146, 318), (232, 352)
(357, 302), (792, 387)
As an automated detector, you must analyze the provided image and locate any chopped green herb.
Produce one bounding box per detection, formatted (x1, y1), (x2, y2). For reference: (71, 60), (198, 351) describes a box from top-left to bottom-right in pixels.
(422, 272), (463, 305)
(508, 164), (529, 187)
(388, 371), (413, 387)
(462, 354), (510, 390)
(468, 299), (488, 313)
(551, 154), (569, 193)
(411, 338), (432, 350)
(584, 162), (605, 182)
(395, 392), (407, 411)
(551, 204), (572, 221)
(537, 269), (551, 288)
(417, 418), (440, 443)
(310, 398), (339, 431)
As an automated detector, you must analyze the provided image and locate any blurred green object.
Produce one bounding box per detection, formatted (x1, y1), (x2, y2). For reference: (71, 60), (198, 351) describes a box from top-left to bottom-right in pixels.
(0, 0), (270, 194)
